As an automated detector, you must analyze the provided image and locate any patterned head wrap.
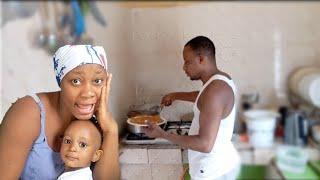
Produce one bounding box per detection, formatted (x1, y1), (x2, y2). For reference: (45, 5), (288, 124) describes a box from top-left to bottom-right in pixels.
(53, 45), (108, 86)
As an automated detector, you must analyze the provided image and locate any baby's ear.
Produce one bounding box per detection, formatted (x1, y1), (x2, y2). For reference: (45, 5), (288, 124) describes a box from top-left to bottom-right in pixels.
(92, 150), (103, 162)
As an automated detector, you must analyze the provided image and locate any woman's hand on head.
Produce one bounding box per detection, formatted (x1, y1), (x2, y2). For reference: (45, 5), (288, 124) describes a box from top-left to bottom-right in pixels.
(96, 72), (118, 134)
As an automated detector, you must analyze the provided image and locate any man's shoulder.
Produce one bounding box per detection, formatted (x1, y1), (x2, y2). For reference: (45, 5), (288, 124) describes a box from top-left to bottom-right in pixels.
(207, 79), (232, 93)
(200, 79), (233, 103)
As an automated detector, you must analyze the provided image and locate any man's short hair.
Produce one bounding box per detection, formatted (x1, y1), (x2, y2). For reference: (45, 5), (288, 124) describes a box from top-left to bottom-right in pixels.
(185, 36), (216, 60)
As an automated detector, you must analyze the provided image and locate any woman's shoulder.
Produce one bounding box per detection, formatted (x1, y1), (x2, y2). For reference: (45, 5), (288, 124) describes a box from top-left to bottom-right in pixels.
(9, 95), (41, 116)
(1, 91), (59, 130)
(1, 95), (43, 141)
(37, 91), (59, 104)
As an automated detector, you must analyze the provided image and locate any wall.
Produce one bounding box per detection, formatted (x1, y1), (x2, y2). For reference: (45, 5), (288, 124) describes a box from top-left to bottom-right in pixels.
(0, 2), (136, 132)
(128, 1), (320, 121)
(1, 1), (320, 131)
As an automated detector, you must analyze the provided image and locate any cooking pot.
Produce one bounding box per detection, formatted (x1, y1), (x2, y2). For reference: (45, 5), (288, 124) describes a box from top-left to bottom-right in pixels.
(126, 114), (167, 134)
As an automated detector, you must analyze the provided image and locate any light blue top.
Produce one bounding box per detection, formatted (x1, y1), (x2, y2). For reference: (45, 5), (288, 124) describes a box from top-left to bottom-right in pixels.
(20, 94), (64, 180)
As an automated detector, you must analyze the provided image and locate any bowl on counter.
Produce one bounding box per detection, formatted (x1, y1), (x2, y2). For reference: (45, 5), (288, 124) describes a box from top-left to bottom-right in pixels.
(243, 109), (279, 148)
(276, 145), (308, 174)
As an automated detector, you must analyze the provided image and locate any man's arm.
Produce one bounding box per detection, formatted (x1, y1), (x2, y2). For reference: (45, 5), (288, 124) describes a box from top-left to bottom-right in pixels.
(161, 91), (199, 106)
(146, 81), (232, 153)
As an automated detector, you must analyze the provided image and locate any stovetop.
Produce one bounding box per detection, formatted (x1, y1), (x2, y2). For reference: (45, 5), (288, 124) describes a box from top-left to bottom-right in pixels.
(122, 120), (192, 144)
(126, 133), (155, 140)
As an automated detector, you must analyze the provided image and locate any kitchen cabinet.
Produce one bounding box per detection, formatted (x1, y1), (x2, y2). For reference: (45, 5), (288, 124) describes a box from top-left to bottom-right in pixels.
(120, 145), (183, 180)
(120, 139), (320, 179)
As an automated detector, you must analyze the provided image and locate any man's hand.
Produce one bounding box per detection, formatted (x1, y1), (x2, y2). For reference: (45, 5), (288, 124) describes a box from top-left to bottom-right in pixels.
(143, 122), (167, 138)
(161, 93), (176, 106)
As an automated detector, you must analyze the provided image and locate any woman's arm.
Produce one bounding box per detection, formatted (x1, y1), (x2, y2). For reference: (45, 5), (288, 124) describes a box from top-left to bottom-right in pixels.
(0, 96), (40, 179)
(93, 73), (120, 180)
(94, 129), (119, 180)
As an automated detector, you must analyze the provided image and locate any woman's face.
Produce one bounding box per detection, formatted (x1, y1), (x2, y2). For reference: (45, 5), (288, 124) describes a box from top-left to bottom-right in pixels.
(60, 64), (107, 120)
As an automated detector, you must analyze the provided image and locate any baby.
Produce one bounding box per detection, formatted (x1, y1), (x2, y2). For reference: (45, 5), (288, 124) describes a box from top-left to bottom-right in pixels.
(57, 118), (103, 180)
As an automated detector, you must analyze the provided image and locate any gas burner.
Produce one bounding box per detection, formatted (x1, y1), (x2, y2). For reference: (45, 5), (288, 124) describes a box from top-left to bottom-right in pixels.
(165, 121), (191, 136)
(122, 120), (192, 144)
(166, 128), (189, 135)
(165, 120), (191, 131)
(126, 133), (155, 140)
(166, 120), (192, 127)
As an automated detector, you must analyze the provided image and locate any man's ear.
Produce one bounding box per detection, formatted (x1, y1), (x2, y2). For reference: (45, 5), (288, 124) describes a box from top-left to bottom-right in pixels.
(92, 149), (103, 162)
(198, 55), (205, 64)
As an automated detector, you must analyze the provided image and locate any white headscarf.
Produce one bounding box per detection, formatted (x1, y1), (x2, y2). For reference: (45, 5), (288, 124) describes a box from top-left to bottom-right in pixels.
(53, 45), (108, 86)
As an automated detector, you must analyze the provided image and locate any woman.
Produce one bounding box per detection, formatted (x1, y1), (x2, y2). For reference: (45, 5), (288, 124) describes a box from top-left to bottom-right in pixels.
(0, 45), (120, 179)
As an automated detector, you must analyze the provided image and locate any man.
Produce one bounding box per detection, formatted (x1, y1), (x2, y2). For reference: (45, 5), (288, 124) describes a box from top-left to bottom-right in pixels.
(144, 36), (240, 180)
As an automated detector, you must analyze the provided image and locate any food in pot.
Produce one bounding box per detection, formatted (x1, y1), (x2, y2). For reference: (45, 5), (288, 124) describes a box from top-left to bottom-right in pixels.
(127, 110), (142, 118)
(128, 115), (163, 125)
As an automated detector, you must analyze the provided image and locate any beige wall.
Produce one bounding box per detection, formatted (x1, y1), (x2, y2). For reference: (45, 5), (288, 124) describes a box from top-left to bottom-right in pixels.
(1, 2), (320, 131)
(127, 1), (320, 121)
(0, 2), (135, 132)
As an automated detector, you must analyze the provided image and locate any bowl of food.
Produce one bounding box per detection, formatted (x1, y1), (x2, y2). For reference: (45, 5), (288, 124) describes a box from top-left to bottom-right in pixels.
(127, 114), (166, 134)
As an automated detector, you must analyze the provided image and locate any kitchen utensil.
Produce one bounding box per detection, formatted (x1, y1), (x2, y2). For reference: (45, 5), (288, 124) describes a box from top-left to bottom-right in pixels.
(284, 110), (308, 146)
(149, 104), (164, 115)
(71, 0), (85, 37)
(127, 115), (166, 134)
(88, 1), (107, 26)
(35, 2), (49, 48)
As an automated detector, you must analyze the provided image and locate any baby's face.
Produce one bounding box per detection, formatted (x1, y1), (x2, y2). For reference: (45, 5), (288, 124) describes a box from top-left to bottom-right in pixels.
(60, 120), (102, 170)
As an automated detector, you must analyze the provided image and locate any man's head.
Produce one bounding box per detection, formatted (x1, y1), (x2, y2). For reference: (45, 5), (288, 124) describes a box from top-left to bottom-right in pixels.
(60, 120), (103, 171)
(183, 36), (216, 80)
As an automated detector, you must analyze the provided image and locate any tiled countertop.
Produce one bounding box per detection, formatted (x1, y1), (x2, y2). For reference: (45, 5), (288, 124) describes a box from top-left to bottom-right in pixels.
(120, 143), (180, 149)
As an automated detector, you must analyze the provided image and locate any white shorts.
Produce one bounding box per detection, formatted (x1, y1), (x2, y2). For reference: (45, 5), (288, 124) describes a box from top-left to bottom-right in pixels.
(191, 163), (241, 180)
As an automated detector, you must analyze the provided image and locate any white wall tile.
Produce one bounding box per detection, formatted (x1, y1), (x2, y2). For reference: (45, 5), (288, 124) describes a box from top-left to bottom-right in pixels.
(151, 164), (183, 180)
(120, 148), (148, 164)
(120, 164), (152, 180)
(148, 149), (182, 164)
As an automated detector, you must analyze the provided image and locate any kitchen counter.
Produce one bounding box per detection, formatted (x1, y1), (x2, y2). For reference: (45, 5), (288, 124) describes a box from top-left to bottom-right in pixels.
(119, 142), (183, 180)
(119, 136), (320, 180)
(269, 159), (320, 179)
(120, 142), (180, 149)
